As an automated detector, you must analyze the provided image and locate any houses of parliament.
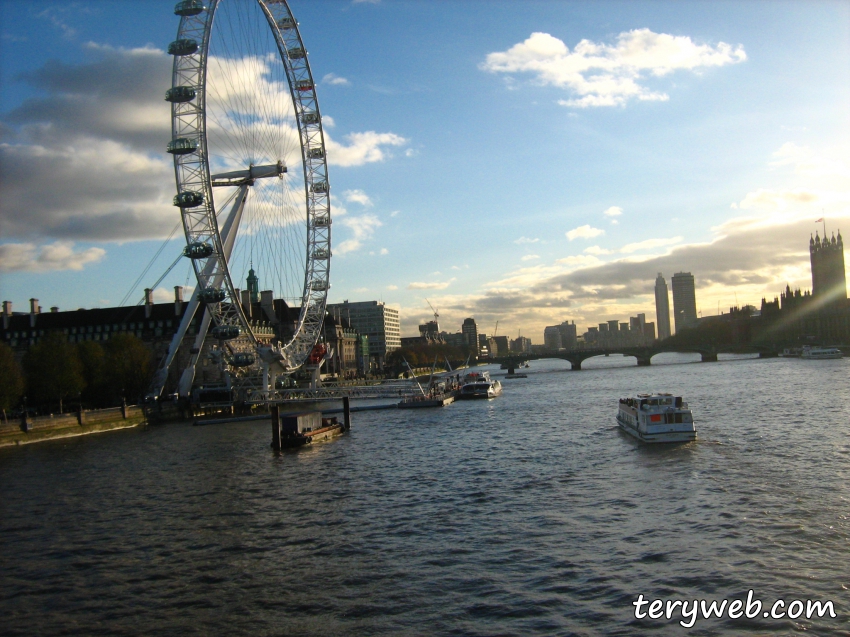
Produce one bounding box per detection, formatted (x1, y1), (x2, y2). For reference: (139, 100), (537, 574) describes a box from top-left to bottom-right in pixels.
(760, 230), (848, 343)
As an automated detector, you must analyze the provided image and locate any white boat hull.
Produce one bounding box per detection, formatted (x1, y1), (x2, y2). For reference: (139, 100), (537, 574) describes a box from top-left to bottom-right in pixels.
(616, 414), (696, 443)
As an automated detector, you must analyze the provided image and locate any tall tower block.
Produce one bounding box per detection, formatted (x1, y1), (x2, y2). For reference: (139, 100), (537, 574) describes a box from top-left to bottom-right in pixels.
(810, 231), (847, 303)
(671, 272), (697, 332)
(654, 273), (671, 339)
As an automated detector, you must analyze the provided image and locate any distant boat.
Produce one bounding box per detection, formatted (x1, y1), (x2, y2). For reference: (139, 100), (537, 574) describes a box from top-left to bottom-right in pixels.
(801, 346), (843, 360)
(616, 393), (696, 443)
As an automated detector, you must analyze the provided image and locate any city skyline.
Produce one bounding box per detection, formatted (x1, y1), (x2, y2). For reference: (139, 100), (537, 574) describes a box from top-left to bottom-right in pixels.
(1, 1), (849, 343)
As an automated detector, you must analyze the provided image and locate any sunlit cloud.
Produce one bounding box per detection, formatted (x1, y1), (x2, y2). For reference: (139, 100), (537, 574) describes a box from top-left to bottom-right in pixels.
(566, 225), (605, 240)
(482, 29), (746, 107)
(0, 241), (105, 272)
(335, 214), (382, 254)
(323, 73), (350, 85)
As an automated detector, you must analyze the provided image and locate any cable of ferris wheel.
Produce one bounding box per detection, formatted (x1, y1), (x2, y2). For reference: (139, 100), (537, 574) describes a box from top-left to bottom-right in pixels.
(119, 220), (182, 307)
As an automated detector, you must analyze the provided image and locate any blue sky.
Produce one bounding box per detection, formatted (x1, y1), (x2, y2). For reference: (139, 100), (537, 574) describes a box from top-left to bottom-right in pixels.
(1, 0), (849, 341)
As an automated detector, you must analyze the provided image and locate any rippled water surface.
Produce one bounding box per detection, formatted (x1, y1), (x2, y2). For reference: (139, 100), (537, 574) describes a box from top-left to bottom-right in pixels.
(2, 355), (849, 636)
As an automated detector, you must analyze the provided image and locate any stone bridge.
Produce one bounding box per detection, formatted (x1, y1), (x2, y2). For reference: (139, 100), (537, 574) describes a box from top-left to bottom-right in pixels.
(496, 345), (778, 371)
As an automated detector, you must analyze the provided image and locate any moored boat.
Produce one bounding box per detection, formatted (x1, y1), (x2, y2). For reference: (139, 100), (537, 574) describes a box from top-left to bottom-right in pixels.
(616, 393), (696, 443)
(274, 411), (348, 448)
(800, 345), (843, 359)
(458, 370), (502, 399)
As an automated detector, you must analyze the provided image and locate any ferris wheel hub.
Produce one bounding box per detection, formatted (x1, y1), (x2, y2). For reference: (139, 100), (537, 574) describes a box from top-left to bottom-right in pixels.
(211, 161), (287, 187)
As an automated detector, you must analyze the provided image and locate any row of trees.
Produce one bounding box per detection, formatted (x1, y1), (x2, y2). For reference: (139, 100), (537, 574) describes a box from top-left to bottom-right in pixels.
(385, 343), (475, 375)
(0, 332), (154, 418)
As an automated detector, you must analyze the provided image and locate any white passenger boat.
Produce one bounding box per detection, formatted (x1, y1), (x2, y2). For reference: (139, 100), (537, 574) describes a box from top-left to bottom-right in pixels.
(800, 346), (843, 359)
(458, 370), (503, 399)
(616, 393), (696, 443)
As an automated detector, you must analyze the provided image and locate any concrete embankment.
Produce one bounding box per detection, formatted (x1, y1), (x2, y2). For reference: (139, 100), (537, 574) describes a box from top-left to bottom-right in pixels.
(0, 406), (147, 448)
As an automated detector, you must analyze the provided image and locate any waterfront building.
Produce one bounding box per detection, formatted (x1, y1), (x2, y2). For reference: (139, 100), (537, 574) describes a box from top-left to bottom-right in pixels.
(672, 272), (698, 332)
(543, 326), (562, 350)
(492, 335), (510, 357)
(810, 231), (846, 303)
(558, 321), (577, 349)
(326, 300), (401, 369)
(462, 318), (480, 357)
(654, 273), (672, 339)
(510, 336), (531, 353)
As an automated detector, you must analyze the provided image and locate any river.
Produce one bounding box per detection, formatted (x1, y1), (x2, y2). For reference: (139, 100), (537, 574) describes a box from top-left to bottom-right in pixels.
(1, 354), (848, 636)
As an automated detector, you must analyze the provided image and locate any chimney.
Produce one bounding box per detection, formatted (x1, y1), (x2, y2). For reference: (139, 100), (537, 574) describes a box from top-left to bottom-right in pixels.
(29, 298), (39, 327)
(50, 307), (59, 313)
(144, 288), (153, 318)
(260, 290), (277, 323)
(174, 286), (184, 316)
(2, 301), (10, 329)
(240, 290), (252, 319)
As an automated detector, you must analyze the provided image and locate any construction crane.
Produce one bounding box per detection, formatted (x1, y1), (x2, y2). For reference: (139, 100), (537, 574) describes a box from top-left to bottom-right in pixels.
(492, 320), (499, 337)
(425, 298), (439, 326)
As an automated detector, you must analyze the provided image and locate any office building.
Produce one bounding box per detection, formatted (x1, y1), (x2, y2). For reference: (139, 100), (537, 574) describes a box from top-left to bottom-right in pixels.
(671, 272), (697, 332)
(326, 300), (400, 369)
(461, 318), (480, 357)
(654, 273), (672, 339)
(543, 326), (563, 350)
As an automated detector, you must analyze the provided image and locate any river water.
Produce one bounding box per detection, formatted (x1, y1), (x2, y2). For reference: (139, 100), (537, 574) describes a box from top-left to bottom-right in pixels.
(1, 354), (848, 636)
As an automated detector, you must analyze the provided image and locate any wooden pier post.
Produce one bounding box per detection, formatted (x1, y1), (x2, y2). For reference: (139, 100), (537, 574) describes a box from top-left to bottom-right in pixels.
(271, 404), (281, 451)
(343, 396), (351, 430)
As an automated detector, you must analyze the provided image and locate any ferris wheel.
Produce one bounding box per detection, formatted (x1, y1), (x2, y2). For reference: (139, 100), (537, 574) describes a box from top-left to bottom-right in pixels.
(166, 0), (330, 382)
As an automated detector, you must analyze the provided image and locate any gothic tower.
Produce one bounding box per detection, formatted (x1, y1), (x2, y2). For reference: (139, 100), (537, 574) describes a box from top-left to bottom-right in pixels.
(810, 231), (846, 303)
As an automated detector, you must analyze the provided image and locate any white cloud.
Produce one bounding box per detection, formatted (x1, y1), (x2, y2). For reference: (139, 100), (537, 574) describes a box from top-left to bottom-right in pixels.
(555, 255), (603, 268)
(387, 284), (398, 290)
(482, 29), (746, 107)
(514, 236), (540, 244)
(325, 131), (408, 167)
(603, 206), (623, 217)
(0, 241), (105, 272)
(566, 225), (605, 240)
(380, 248), (389, 255)
(521, 254), (540, 261)
(407, 278), (456, 290)
(390, 210), (399, 217)
(335, 213), (382, 254)
(584, 245), (613, 255)
(322, 73), (350, 86)
(619, 236), (683, 254)
(737, 188), (820, 211)
(343, 189), (373, 207)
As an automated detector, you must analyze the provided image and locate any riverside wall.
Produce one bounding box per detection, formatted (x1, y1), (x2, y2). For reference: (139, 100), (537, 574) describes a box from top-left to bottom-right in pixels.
(0, 405), (148, 448)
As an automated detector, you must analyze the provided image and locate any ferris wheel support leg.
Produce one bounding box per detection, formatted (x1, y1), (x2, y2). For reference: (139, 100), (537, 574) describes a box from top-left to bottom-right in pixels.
(178, 306), (213, 397)
(146, 287), (202, 400)
(177, 186), (250, 398)
(261, 361), (270, 403)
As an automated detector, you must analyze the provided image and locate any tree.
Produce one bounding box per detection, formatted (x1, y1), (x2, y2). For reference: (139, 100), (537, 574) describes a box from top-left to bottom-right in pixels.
(22, 332), (85, 413)
(0, 342), (24, 421)
(77, 340), (108, 407)
(104, 333), (153, 404)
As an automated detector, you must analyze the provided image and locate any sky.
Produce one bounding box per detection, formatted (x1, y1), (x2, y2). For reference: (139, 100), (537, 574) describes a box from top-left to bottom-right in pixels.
(1, 0), (849, 343)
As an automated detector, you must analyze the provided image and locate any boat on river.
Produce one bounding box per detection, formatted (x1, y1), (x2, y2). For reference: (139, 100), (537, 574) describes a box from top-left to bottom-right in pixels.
(616, 393), (696, 443)
(458, 370), (502, 399)
(398, 379), (456, 408)
(800, 346), (843, 359)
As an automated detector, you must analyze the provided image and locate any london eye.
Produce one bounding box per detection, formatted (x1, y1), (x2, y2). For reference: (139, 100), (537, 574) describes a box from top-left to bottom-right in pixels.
(166, 0), (331, 389)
